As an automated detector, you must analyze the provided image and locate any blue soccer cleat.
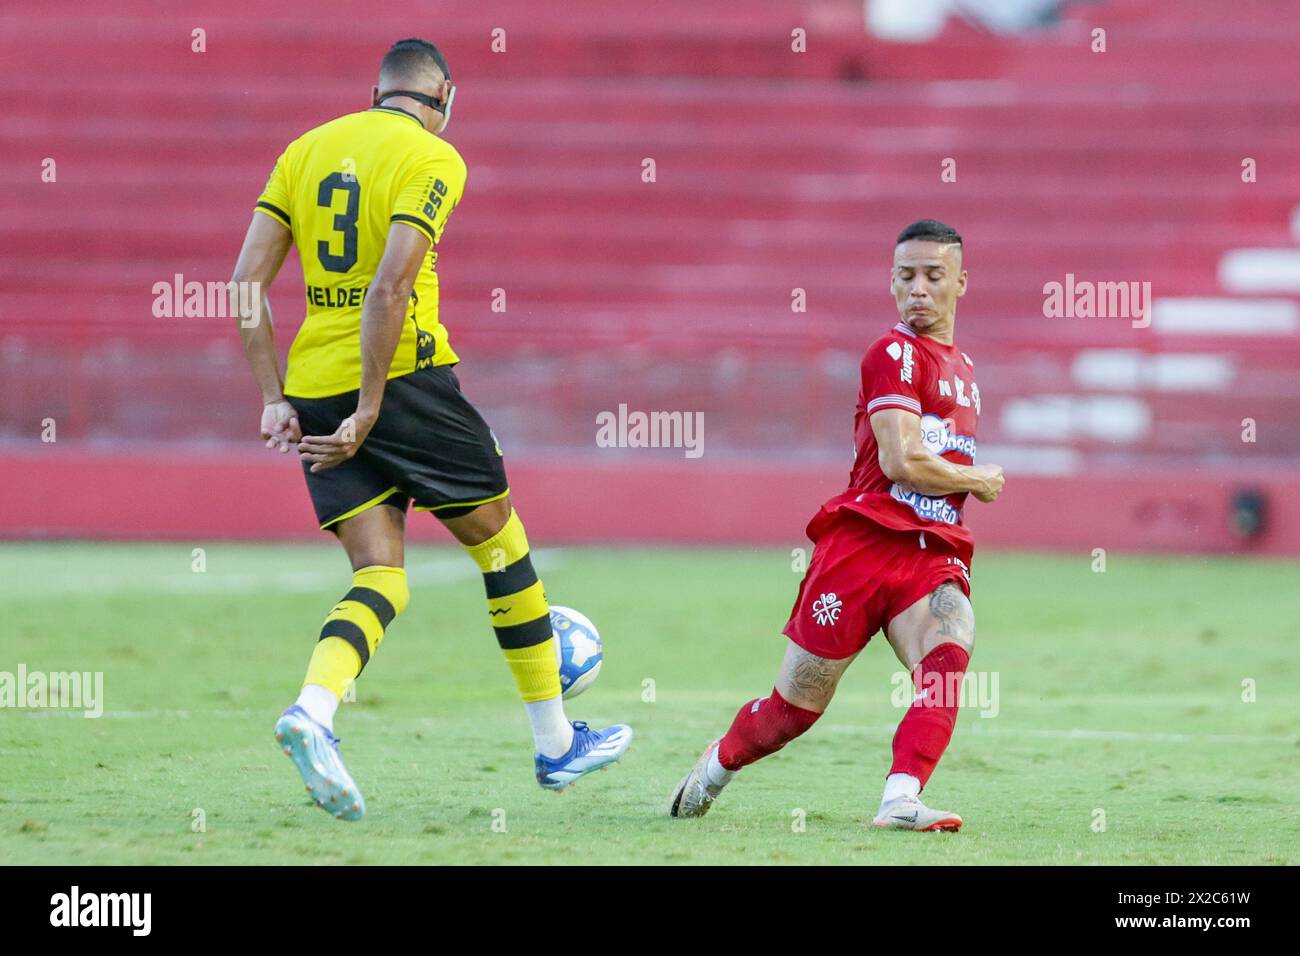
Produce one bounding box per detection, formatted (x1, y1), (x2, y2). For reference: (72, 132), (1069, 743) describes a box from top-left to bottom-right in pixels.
(535, 720), (633, 791)
(274, 705), (366, 821)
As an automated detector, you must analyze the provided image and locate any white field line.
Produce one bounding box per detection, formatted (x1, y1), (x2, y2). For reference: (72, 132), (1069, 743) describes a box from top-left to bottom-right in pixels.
(14, 708), (436, 725)
(13, 709), (1295, 744)
(10, 551), (565, 597)
(820, 723), (1293, 745)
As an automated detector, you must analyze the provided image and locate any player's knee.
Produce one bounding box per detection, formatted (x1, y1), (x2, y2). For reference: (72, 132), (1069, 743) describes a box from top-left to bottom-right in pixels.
(777, 682), (834, 714)
(776, 647), (846, 713)
(944, 618), (975, 655)
(350, 549), (402, 573)
(445, 498), (514, 547)
(928, 582), (975, 651)
(955, 611), (976, 652)
(340, 527), (404, 572)
(479, 496), (513, 532)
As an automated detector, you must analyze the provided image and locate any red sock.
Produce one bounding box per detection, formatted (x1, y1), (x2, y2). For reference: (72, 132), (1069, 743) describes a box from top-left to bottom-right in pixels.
(889, 642), (970, 786)
(717, 687), (821, 771)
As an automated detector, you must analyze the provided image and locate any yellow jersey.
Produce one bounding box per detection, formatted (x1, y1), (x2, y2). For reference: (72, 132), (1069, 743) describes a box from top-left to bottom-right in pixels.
(255, 106), (467, 398)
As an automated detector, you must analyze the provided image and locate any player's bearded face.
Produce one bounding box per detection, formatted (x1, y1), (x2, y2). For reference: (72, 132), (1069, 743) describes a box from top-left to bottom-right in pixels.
(891, 241), (966, 332)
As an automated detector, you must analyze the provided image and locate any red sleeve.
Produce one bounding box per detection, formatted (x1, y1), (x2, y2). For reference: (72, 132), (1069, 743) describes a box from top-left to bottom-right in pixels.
(861, 336), (923, 417)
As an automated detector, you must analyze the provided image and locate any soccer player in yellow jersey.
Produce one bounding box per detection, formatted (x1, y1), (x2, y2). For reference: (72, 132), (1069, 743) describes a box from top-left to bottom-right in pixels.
(230, 38), (631, 821)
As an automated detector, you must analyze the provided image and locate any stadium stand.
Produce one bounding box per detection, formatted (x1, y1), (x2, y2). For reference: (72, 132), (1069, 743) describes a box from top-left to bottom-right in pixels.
(2, 0), (1297, 550)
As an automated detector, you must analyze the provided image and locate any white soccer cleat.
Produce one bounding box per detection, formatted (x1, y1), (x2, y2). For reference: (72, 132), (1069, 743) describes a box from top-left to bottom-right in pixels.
(668, 739), (727, 818)
(872, 794), (962, 832)
(274, 705), (365, 822)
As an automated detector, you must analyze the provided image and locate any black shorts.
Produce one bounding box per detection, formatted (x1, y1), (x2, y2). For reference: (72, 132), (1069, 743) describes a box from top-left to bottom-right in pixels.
(287, 365), (509, 530)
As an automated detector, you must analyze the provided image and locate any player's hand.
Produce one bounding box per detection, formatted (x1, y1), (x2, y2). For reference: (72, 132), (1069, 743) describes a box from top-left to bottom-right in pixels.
(298, 413), (376, 473)
(261, 400), (301, 453)
(970, 464), (1005, 503)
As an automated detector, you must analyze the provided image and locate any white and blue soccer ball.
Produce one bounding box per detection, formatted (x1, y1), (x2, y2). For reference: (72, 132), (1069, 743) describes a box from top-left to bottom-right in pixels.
(550, 605), (603, 699)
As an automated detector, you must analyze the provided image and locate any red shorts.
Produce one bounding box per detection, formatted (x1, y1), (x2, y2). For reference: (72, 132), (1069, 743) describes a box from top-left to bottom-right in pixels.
(782, 511), (973, 660)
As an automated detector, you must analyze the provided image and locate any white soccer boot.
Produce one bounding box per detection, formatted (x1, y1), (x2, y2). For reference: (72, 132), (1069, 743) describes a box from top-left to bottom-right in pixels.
(668, 739), (729, 818)
(872, 793), (963, 832)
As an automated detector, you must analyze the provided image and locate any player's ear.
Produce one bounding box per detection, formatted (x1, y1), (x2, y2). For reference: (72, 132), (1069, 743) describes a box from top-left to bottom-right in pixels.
(956, 270), (968, 297)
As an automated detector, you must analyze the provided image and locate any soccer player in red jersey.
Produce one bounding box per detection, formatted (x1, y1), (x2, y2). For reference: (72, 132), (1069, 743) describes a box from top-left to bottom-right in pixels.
(670, 220), (1004, 831)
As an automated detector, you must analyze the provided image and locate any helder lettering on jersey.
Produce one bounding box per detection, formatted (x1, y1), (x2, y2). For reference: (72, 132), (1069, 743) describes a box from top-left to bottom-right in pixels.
(306, 284), (368, 308)
(304, 285), (424, 310)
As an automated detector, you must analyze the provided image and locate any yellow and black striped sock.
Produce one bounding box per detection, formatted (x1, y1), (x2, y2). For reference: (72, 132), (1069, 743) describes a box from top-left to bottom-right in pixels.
(465, 510), (562, 703)
(303, 565), (410, 699)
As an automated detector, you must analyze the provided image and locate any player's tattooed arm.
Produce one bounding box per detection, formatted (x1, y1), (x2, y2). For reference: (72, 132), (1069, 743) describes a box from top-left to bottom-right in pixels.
(928, 583), (975, 650)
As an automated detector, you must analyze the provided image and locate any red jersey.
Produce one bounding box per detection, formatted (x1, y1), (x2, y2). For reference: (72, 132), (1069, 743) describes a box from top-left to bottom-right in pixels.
(816, 321), (982, 557)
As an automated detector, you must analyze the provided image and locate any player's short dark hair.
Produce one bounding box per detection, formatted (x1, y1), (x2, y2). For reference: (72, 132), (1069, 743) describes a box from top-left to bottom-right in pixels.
(380, 37), (450, 83)
(896, 219), (962, 247)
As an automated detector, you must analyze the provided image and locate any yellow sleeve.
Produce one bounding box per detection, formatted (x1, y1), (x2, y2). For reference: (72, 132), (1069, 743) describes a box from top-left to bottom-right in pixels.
(389, 147), (467, 245)
(254, 150), (293, 229)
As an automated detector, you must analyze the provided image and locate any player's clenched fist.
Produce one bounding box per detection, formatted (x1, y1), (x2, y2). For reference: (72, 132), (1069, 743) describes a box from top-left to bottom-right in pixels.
(970, 464), (1004, 503)
(261, 399), (302, 453)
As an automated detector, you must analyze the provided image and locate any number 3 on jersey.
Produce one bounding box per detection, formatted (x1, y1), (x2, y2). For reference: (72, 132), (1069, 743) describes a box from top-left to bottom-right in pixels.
(316, 172), (360, 273)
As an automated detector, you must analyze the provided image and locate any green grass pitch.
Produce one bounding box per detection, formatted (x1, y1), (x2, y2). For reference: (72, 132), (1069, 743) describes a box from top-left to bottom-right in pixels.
(0, 542), (1296, 865)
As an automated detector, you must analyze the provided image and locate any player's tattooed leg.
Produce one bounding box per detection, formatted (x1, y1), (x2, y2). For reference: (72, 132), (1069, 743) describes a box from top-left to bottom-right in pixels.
(877, 583), (974, 811)
(886, 581), (975, 673)
(927, 582), (975, 649)
(776, 640), (857, 712)
(672, 640), (849, 817)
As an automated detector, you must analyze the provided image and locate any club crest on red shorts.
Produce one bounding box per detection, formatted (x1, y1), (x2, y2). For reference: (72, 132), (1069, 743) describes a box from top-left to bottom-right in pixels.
(812, 592), (843, 626)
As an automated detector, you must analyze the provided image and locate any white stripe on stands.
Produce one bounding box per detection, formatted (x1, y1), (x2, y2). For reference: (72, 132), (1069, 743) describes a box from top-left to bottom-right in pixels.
(1152, 297), (1298, 335)
(1218, 250), (1300, 295)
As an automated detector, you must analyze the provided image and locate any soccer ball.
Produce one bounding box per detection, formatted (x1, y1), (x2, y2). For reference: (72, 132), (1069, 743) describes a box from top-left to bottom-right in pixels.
(550, 605), (603, 699)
